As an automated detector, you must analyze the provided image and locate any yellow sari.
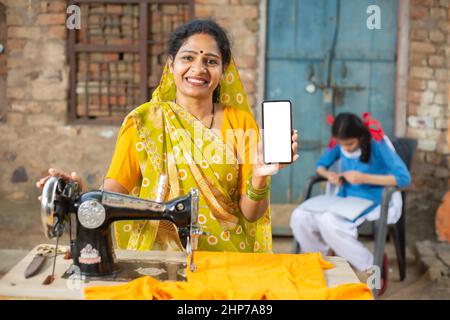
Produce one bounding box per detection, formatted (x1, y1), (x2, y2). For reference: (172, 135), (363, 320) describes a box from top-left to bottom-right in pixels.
(113, 58), (272, 253)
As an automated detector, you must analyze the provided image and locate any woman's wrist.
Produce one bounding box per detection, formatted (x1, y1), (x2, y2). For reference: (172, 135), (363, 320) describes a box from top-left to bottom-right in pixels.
(246, 173), (269, 202)
(251, 174), (268, 189)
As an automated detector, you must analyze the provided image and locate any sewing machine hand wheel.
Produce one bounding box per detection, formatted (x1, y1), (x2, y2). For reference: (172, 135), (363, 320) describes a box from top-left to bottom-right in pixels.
(41, 176), (79, 239)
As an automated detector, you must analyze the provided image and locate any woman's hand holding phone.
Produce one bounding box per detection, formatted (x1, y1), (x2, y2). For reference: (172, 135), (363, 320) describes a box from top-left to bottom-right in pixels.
(253, 129), (299, 179)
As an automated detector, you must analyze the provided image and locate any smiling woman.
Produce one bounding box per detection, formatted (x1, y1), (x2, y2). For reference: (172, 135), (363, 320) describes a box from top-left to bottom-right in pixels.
(169, 33), (223, 129)
(36, 19), (299, 253)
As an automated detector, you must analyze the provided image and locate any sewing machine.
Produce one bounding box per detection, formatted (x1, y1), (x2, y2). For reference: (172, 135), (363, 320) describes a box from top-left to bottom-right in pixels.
(39, 176), (204, 281)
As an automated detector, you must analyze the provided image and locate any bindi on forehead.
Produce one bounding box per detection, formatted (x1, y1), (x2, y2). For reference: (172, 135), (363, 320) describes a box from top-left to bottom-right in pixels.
(180, 48), (221, 59)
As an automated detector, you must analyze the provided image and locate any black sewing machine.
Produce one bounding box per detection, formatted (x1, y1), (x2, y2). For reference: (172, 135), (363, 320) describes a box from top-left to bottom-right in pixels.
(40, 176), (204, 281)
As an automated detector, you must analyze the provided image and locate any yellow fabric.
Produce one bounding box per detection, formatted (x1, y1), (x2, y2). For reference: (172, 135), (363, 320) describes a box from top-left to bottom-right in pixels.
(84, 251), (374, 300)
(108, 58), (272, 253)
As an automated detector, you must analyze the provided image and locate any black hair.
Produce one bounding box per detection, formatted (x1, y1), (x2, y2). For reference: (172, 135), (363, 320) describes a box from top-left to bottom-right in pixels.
(166, 19), (231, 103)
(332, 113), (372, 163)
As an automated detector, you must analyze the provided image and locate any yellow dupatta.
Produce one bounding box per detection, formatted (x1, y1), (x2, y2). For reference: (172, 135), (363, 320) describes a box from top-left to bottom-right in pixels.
(113, 58), (272, 253)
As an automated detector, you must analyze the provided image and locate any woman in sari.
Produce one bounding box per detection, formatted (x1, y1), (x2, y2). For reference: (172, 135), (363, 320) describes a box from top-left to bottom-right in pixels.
(37, 19), (299, 253)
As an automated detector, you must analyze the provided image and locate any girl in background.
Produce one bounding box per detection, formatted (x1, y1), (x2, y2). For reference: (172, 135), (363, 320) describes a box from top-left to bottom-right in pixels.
(290, 112), (411, 276)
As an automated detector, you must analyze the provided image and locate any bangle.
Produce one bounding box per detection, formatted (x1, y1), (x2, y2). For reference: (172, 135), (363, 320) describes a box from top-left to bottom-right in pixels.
(246, 174), (269, 201)
(246, 188), (267, 201)
(246, 174), (269, 193)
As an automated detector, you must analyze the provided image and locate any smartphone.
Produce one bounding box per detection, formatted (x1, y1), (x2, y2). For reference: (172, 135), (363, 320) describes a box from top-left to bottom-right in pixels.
(261, 100), (293, 164)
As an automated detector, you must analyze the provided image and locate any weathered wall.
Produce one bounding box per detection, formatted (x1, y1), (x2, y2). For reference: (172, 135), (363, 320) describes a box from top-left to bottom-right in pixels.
(434, 60), (450, 242)
(0, 2), (6, 121)
(0, 0), (119, 200)
(406, 0), (449, 240)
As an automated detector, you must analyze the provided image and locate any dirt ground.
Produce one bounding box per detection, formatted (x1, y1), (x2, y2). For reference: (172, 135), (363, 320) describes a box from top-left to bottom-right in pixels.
(1, 198), (449, 299)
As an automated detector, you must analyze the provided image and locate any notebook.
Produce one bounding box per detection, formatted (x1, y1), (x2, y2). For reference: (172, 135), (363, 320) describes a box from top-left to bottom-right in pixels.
(300, 195), (375, 222)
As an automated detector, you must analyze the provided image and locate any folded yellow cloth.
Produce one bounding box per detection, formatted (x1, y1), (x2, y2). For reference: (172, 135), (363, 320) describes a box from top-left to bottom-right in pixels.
(84, 251), (373, 300)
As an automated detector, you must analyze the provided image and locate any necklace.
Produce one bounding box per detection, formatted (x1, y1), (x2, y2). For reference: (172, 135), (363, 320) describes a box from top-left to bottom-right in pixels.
(208, 103), (215, 129)
(175, 100), (215, 129)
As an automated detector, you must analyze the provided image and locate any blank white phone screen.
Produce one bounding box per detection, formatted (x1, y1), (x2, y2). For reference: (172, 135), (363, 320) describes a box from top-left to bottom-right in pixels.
(263, 101), (292, 163)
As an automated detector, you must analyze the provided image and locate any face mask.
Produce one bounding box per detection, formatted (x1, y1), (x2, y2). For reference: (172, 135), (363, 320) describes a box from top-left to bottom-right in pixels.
(340, 146), (361, 158)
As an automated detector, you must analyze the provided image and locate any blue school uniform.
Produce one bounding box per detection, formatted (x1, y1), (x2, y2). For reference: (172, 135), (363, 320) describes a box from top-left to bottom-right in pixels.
(316, 139), (411, 206)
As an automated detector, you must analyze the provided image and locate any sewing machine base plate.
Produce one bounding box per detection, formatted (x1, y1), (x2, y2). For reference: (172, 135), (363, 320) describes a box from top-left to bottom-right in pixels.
(62, 260), (187, 282)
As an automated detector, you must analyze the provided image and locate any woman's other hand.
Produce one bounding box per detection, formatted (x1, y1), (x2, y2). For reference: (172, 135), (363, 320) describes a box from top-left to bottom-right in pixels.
(253, 129), (299, 177)
(36, 168), (88, 200)
(279, 129), (299, 170)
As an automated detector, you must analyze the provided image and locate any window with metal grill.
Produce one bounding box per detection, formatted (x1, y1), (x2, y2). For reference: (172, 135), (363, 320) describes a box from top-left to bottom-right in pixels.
(68, 0), (194, 124)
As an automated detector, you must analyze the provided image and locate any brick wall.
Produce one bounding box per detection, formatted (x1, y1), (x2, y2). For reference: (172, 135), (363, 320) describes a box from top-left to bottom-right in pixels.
(406, 0), (449, 239)
(0, 2), (6, 120)
(0, 0), (119, 200)
(0, 0), (261, 202)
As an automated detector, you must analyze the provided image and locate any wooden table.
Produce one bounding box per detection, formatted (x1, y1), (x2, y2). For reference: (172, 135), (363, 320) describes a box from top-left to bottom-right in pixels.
(0, 244), (361, 300)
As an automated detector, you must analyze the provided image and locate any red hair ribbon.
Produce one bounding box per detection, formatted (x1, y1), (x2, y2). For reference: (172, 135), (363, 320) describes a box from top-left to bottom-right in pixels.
(362, 112), (384, 142)
(326, 115), (338, 148)
(326, 112), (385, 149)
